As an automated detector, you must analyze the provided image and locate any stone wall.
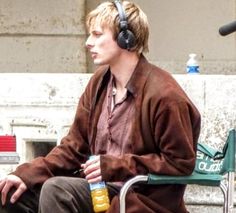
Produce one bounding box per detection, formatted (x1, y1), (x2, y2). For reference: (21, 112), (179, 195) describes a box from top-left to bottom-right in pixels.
(0, 0), (86, 73)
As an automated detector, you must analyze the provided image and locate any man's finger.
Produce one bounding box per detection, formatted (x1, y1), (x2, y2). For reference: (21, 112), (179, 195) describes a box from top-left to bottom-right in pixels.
(10, 183), (27, 204)
(1, 180), (13, 206)
(0, 180), (6, 206)
(84, 161), (99, 175)
(0, 179), (6, 192)
(85, 168), (102, 183)
(87, 175), (102, 183)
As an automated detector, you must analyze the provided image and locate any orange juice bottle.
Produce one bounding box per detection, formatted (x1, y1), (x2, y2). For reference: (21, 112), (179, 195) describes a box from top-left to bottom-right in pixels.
(90, 181), (110, 212)
(89, 156), (110, 212)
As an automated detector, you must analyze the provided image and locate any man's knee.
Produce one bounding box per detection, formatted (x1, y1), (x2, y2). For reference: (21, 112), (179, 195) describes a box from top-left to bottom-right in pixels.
(41, 176), (89, 195)
(39, 177), (92, 213)
(0, 189), (15, 212)
(41, 177), (60, 192)
(40, 176), (71, 197)
(40, 176), (77, 203)
(1, 186), (40, 213)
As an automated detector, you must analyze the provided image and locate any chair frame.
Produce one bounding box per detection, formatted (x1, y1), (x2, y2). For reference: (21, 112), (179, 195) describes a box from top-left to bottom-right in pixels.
(119, 130), (235, 213)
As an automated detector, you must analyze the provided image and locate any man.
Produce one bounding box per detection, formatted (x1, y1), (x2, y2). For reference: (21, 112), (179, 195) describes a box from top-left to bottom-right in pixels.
(0, 1), (201, 212)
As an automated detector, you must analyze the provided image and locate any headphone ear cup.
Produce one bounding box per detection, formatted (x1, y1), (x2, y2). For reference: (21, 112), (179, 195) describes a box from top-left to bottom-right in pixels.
(117, 29), (136, 50)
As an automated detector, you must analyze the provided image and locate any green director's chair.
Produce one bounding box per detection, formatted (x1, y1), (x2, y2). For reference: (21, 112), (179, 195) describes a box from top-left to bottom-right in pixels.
(119, 129), (235, 213)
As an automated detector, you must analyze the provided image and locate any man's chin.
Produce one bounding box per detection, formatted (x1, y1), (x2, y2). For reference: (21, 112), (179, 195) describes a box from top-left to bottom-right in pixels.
(93, 60), (108, 66)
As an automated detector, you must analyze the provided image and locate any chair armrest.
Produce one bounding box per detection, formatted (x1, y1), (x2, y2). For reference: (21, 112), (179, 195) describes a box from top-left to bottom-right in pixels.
(119, 173), (224, 213)
(148, 172), (223, 186)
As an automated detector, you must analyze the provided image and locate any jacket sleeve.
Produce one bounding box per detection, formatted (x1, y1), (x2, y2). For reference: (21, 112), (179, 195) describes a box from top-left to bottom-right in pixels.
(11, 85), (93, 189)
(100, 96), (201, 182)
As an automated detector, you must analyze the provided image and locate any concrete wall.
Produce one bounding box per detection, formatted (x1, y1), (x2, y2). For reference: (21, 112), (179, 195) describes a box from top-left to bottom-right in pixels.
(0, 0), (86, 73)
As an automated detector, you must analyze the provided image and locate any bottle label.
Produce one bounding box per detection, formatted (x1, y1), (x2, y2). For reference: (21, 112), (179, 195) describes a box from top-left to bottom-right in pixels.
(89, 181), (106, 191)
(187, 65), (199, 73)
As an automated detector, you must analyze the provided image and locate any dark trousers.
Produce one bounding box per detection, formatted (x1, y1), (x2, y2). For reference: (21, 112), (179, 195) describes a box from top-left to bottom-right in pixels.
(0, 177), (120, 213)
(0, 184), (41, 213)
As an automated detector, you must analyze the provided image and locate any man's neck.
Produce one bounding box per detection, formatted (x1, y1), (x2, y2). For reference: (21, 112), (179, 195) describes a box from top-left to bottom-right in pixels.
(110, 52), (140, 90)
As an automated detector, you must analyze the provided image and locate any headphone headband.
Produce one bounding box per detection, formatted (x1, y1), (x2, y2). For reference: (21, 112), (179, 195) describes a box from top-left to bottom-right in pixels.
(114, 0), (127, 29)
(113, 0), (136, 50)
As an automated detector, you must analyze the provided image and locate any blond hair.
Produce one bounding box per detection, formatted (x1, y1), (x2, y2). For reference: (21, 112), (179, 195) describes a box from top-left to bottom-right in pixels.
(86, 1), (149, 53)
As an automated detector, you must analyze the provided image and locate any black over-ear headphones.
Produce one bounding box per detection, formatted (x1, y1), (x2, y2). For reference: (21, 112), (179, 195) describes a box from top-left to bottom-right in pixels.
(114, 0), (136, 50)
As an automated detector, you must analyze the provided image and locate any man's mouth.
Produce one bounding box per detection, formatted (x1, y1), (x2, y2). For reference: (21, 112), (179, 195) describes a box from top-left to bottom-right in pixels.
(91, 52), (97, 58)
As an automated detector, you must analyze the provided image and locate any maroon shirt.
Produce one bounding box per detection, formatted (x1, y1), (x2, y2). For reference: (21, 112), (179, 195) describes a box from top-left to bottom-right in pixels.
(94, 75), (135, 156)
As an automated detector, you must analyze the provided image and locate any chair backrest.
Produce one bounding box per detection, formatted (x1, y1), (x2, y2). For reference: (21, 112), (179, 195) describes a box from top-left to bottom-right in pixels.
(195, 129), (235, 175)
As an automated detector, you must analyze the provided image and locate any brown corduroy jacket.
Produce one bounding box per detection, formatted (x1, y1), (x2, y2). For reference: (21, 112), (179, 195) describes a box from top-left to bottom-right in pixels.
(13, 55), (201, 213)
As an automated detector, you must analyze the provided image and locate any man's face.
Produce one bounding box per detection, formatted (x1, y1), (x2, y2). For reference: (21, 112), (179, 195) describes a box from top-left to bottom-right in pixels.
(86, 25), (122, 66)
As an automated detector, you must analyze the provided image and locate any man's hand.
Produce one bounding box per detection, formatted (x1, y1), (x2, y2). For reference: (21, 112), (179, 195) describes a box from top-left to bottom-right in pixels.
(82, 155), (102, 183)
(0, 175), (27, 206)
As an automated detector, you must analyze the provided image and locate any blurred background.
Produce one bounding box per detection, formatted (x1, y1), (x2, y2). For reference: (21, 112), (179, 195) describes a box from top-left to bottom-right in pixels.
(0, 2), (236, 211)
(0, 0), (235, 74)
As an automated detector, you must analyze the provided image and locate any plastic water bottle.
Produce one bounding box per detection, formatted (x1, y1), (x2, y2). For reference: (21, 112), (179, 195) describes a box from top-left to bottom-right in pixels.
(89, 156), (110, 212)
(186, 53), (199, 74)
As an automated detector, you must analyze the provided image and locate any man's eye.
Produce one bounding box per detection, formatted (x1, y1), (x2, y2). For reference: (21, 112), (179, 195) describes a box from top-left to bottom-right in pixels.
(94, 32), (102, 37)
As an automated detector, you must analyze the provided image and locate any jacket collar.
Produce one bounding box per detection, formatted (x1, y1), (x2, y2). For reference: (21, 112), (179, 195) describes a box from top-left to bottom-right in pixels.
(125, 54), (151, 97)
(99, 54), (151, 98)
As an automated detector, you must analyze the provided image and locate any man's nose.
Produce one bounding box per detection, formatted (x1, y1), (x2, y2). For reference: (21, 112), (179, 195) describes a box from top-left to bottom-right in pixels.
(85, 35), (94, 49)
